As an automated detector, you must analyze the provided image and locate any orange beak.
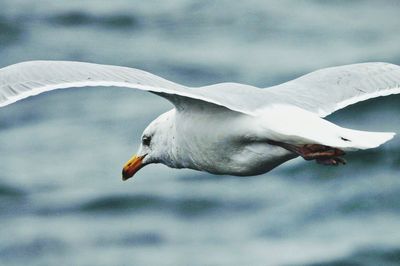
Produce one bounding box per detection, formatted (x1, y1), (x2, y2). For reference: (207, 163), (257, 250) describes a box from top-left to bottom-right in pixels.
(122, 155), (146, 181)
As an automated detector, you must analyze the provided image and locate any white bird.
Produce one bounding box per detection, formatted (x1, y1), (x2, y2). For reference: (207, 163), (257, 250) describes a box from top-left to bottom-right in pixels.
(0, 61), (399, 180)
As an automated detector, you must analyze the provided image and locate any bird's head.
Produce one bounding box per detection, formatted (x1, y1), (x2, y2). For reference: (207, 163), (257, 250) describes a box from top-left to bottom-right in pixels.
(121, 110), (174, 180)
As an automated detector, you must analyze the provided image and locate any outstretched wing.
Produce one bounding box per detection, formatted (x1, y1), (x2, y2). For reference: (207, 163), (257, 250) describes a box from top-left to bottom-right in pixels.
(0, 61), (252, 115)
(267, 62), (400, 117)
(2, 61), (400, 119)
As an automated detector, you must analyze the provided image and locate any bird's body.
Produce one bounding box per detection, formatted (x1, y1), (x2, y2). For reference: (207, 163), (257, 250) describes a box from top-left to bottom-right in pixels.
(0, 60), (399, 179)
(153, 108), (294, 176)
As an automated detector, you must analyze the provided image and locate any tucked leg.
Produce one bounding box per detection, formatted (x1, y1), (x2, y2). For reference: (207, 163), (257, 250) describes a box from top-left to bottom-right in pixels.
(267, 140), (346, 166)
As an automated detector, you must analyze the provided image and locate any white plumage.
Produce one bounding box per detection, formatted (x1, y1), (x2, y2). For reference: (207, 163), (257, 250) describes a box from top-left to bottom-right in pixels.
(0, 61), (399, 177)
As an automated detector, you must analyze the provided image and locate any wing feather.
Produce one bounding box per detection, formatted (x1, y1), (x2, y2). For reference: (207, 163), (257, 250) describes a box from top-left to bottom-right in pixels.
(267, 62), (400, 117)
(2, 61), (400, 120)
(0, 61), (252, 115)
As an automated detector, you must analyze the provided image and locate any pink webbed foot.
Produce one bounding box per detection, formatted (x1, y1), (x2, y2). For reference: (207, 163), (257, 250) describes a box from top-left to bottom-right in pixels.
(267, 140), (347, 166)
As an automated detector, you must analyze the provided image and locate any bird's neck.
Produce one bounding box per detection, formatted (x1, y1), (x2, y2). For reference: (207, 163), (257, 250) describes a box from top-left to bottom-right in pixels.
(153, 109), (198, 170)
(150, 110), (182, 169)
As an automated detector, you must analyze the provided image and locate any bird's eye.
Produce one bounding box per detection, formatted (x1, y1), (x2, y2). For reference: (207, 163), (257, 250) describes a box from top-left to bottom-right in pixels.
(142, 135), (151, 146)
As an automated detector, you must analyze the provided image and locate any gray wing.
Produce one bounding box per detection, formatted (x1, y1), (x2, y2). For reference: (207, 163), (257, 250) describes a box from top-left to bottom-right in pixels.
(0, 61), (253, 115)
(266, 62), (400, 117)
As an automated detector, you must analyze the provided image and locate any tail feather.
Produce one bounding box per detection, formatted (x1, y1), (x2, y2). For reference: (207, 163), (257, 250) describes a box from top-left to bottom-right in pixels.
(259, 104), (396, 150)
(340, 128), (395, 150)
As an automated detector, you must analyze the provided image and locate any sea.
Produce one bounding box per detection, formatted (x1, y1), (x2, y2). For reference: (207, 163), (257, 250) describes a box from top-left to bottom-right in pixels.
(0, 1), (400, 265)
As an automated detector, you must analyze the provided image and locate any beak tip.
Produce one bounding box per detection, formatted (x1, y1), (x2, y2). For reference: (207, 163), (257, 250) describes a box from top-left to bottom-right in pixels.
(122, 170), (132, 181)
(122, 154), (146, 182)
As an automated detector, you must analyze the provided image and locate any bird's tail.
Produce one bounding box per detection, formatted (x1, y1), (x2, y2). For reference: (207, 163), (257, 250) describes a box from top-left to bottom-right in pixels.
(257, 104), (395, 150)
(339, 128), (395, 150)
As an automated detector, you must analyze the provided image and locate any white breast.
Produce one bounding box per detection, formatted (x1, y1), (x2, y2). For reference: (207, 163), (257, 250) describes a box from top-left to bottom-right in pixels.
(166, 108), (295, 176)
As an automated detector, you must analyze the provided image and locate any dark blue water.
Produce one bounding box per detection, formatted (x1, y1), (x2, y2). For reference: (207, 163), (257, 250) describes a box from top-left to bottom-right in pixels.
(0, 1), (400, 265)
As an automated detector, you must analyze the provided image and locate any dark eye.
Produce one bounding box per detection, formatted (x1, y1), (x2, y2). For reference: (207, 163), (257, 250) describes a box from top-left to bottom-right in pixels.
(142, 135), (151, 146)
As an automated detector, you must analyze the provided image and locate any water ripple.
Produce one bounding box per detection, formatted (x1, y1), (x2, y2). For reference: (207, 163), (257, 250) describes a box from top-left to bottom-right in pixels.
(48, 11), (140, 30)
(35, 193), (260, 218)
(0, 16), (24, 47)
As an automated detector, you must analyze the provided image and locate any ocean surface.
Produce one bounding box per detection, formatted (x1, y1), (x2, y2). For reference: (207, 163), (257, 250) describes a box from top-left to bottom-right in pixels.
(0, 1), (400, 265)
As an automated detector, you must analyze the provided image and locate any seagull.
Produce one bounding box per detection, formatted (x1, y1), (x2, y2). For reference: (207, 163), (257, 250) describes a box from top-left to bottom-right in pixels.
(0, 61), (399, 180)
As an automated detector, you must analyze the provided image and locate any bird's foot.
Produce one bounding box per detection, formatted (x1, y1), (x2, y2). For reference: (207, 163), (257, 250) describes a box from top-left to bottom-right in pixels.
(300, 144), (345, 160)
(299, 144), (346, 166)
(267, 140), (347, 166)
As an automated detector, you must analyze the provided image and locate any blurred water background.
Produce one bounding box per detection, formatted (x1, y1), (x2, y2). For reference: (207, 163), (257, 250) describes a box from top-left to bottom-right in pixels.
(0, 1), (400, 265)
